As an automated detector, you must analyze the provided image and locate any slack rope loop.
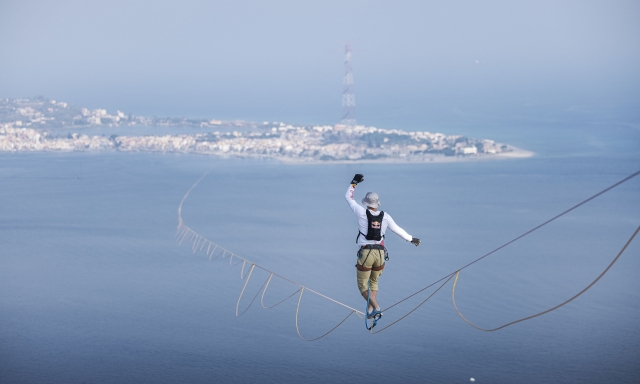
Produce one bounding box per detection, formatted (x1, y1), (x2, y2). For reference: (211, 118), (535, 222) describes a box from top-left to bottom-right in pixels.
(177, 168), (639, 338)
(236, 264), (258, 316)
(295, 288), (358, 341)
(261, 273), (302, 309)
(452, 225), (640, 331)
(237, 271), (304, 316)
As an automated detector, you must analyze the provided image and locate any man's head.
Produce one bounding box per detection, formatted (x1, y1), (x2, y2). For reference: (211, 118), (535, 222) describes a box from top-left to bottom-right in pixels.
(361, 192), (381, 209)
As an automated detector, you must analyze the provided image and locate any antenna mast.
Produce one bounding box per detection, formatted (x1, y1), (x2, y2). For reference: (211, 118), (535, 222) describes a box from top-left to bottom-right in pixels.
(341, 43), (356, 126)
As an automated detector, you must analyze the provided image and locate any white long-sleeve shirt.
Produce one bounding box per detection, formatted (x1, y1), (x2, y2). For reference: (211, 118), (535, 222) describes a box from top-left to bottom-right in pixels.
(345, 184), (412, 246)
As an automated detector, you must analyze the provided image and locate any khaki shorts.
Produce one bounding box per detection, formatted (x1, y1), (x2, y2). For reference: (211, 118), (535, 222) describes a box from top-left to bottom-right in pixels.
(356, 248), (385, 292)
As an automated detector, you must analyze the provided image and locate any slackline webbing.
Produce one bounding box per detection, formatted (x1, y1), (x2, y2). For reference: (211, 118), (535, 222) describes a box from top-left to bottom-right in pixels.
(177, 169), (639, 340)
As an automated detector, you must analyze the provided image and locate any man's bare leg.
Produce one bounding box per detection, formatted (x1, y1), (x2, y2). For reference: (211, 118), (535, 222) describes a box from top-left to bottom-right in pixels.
(360, 289), (379, 313)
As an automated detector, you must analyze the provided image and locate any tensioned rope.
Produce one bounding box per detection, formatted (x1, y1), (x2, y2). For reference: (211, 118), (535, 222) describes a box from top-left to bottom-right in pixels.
(380, 169), (640, 315)
(177, 169), (639, 340)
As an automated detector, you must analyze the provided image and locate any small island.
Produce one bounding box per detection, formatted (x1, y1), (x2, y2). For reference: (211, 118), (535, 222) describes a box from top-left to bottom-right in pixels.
(0, 97), (532, 163)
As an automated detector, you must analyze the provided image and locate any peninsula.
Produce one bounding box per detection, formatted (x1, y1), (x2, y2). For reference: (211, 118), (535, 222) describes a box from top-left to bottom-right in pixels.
(0, 97), (532, 163)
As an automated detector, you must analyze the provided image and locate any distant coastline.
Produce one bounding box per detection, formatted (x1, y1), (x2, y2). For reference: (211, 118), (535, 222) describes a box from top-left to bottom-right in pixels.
(277, 146), (534, 165)
(0, 97), (533, 163)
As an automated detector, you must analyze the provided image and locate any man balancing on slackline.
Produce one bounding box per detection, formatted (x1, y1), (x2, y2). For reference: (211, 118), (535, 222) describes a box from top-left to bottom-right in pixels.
(345, 174), (421, 322)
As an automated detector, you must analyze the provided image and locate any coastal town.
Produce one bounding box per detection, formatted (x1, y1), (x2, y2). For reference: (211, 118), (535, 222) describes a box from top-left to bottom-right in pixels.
(0, 97), (528, 163)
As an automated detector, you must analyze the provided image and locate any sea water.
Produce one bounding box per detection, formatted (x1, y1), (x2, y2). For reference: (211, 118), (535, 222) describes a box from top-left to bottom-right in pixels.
(1, 120), (639, 383)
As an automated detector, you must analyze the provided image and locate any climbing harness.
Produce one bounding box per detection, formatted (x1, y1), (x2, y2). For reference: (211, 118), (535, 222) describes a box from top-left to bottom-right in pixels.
(177, 168), (640, 341)
(355, 264), (385, 272)
(356, 244), (388, 270)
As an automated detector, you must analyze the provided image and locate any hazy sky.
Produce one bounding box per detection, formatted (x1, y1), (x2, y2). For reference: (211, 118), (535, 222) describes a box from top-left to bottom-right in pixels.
(1, 0), (639, 127)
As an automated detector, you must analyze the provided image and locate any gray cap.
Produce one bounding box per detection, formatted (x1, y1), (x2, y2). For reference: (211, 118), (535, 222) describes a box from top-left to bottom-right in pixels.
(361, 192), (381, 208)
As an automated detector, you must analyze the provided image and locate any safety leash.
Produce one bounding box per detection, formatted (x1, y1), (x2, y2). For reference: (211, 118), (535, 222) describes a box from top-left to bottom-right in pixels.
(365, 279), (383, 331)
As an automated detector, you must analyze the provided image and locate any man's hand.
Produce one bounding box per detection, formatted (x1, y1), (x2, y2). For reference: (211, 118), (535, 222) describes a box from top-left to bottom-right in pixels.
(351, 174), (364, 185)
(410, 237), (421, 247)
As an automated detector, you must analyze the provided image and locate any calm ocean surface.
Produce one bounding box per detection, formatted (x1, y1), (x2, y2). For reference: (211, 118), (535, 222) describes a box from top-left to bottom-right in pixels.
(1, 120), (639, 383)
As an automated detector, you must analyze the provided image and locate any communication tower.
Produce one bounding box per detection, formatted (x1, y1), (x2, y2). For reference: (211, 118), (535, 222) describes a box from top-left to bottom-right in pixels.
(341, 44), (356, 126)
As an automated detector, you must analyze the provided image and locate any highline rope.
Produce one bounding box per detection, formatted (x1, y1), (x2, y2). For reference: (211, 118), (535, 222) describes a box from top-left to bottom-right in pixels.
(177, 169), (640, 339)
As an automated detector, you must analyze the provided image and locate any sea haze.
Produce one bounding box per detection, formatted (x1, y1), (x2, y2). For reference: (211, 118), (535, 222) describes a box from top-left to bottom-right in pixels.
(1, 122), (639, 383)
